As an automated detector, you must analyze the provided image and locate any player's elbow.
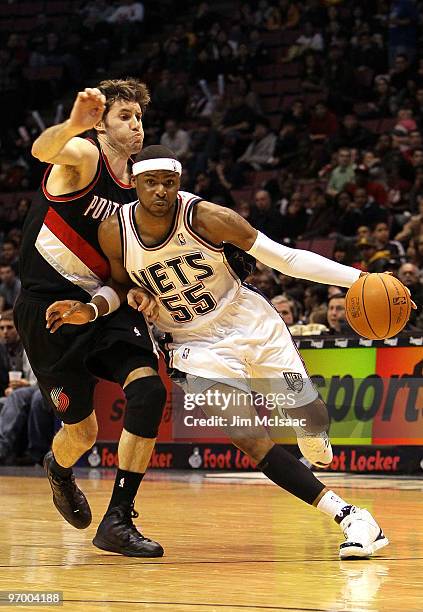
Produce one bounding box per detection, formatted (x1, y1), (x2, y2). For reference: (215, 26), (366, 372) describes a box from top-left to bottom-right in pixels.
(31, 141), (51, 163)
(31, 142), (45, 162)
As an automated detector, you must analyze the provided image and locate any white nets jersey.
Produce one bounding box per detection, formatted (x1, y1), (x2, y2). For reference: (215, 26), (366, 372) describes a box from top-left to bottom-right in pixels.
(118, 191), (244, 334)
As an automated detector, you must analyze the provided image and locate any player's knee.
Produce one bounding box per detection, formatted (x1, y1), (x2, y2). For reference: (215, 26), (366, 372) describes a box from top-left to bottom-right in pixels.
(67, 419), (98, 449)
(123, 375), (167, 438)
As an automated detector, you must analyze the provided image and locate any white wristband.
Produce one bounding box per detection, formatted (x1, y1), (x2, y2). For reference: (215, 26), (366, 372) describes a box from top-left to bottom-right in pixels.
(87, 302), (99, 322)
(92, 286), (121, 315)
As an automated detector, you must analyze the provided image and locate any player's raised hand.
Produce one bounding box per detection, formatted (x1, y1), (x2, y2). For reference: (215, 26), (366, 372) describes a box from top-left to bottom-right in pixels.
(127, 288), (159, 322)
(46, 300), (96, 333)
(68, 87), (106, 133)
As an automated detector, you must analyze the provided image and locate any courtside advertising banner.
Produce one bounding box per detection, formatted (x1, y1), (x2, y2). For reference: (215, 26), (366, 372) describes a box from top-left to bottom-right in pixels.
(92, 345), (423, 473)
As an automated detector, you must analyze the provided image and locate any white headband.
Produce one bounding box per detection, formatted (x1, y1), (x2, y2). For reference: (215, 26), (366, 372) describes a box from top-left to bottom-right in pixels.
(132, 158), (182, 176)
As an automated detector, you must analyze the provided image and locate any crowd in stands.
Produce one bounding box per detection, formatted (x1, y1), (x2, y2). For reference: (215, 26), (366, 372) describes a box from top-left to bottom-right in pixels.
(1, 0), (423, 463)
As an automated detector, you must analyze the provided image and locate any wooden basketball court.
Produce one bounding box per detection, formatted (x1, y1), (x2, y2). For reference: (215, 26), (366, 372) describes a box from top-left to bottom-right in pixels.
(0, 468), (422, 611)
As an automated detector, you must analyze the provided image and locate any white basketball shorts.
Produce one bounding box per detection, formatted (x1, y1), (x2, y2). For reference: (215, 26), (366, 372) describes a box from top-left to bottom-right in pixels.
(167, 285), (318, 408)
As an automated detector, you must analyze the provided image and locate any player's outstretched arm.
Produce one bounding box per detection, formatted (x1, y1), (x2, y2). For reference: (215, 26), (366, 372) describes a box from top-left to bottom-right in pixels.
(194, 201), (360, 288)
(31, 88), (104, 167)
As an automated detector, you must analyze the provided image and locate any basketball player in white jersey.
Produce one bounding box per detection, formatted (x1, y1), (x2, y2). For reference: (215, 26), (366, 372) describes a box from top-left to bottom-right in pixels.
(46, 146), (389, 559)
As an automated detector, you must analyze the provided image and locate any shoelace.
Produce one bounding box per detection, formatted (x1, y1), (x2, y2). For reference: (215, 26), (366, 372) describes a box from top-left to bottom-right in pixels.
(130, 505), (139, 520)
(120, 504), (145, 539)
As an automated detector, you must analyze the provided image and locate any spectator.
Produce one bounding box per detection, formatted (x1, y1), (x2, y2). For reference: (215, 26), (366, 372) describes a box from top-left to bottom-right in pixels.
(0, 264), (21, 312)
(283, 99), (310, 132)
(193, 172), (228, 203)
(9, 197), (30, 231)
(230, 43), (257, 81)
(219, 93), (257, 156)
(409, 235), (423, 269)
(397, 262), (423, 328)
(271, 122), (300, 168)
(372, 221), (406, 259)
(0, 311), (23, 395)
(362, 151), (388, 187)
(280, 192), (309, 239)
(333, 239), (357, 267)
(356, 236), (391, 273)
(352, 31), (386, 73)
(271, 295), (299, 326)
(327, 285), (343, 299)
(0, 240), (19, 274)
(152, 70), (176, 117)
(301, 188), (335, 238)
(234, 200), (251, 221)
(207, 149), (240, 201)
(164, 38), (190, 74)
(330, 114), (375, 152)
(234, 76), (263, 116)
(309, 101), (338, 143)
(187, 117), (220, 176)
(301, 52), (324, 92)
(322, 44), (354, 113)
(326, 292), (348, 334)
(303, 284), (327, 323)
(337, 187), (386, 236)
(349, 164), (388, 207)
(334, 189), (354, 215)
(395, 195), (423, 242)
(326, 148), (355, 197)
(364, 76), (395, 118)
(0, 382), (45, 466)
(237, 118), (277, 171)
(282, 21), (324, 62)
(160, 119), (190, 161)
(190, 47), (218, 82)
(248, 268), (279, 299)
(249, 189), (284, 242)
(390, 53), (413, 93)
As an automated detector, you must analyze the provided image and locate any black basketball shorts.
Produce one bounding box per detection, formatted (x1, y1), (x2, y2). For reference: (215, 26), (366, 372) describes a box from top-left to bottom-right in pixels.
(14, 294), (158, 424)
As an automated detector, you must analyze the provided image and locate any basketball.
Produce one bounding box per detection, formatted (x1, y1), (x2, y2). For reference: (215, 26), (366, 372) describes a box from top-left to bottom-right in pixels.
(345, 273), (411, 340)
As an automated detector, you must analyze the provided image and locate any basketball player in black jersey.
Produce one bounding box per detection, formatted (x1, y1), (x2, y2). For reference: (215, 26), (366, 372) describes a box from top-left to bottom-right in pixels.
(14, 80), (166, 557)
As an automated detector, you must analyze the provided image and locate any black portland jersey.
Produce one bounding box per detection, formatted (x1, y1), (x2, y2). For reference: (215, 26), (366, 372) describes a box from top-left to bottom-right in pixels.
(20, 137), (138, 301)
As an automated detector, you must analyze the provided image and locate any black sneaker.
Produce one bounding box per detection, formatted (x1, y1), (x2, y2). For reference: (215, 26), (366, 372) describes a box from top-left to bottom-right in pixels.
(43, 451), (92, 529)
(92, 505), (164, 557)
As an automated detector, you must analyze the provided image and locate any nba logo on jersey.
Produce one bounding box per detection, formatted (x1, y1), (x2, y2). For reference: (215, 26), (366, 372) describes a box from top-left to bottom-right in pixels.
(177, 233), (186, 245)
(182, 348), (190, 359)
(283, 372), (303, 393)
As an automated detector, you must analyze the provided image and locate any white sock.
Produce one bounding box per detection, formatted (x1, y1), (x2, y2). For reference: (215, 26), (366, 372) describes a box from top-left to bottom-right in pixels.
(316, 490), (352, 520)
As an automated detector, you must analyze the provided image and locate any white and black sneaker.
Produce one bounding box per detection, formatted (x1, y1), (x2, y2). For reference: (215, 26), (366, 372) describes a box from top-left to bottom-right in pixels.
(297, 431), (333, 468)
(337, 506), (389, 559)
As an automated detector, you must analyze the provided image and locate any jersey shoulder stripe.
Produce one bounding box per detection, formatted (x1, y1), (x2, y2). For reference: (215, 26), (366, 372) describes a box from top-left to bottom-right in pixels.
(41, 153), (102, 203)
(183, 198), (223, 253)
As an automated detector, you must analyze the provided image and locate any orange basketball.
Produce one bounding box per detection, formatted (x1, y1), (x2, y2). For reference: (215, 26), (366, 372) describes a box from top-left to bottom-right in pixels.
(345, 273), (411, 340)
